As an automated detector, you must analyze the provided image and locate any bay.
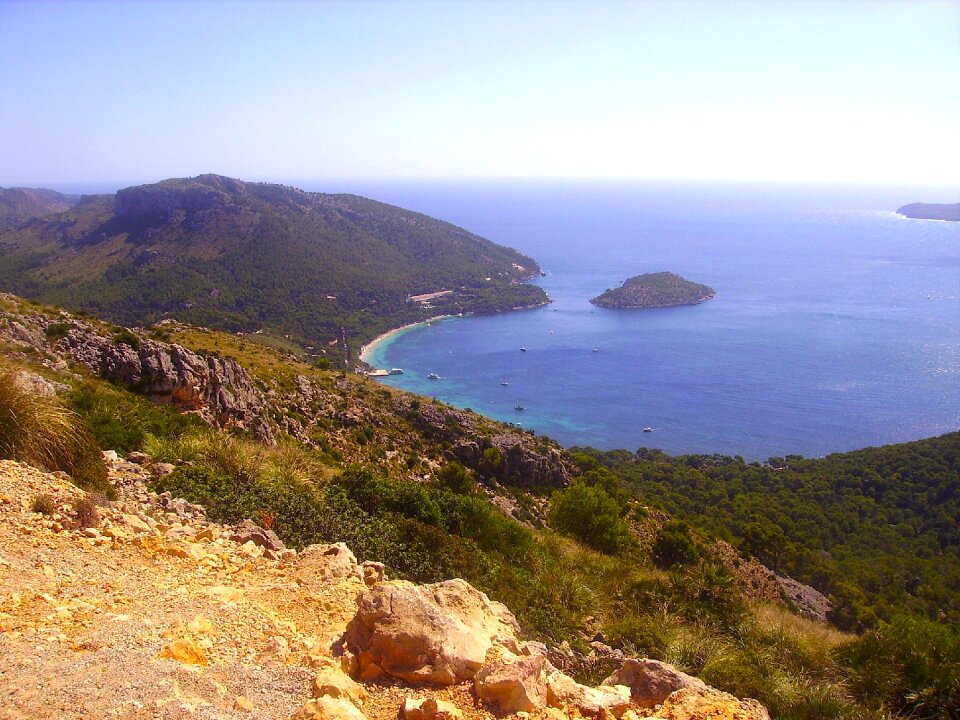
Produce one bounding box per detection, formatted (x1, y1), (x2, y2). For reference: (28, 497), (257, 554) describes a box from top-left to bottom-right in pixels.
(302, 180), (960, 460)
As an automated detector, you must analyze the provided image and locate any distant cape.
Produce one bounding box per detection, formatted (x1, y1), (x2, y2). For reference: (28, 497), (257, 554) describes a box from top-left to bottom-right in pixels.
(896, 202), (960, 222)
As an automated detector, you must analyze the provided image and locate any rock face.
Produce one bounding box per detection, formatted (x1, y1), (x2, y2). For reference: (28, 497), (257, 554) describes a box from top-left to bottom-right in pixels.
(657, 687), (771, 720)
(603, 658), (708, 708)
(29, 315), (275, 443)
(341, 579), (520, 685)
(296, 543), (364, 585)
(474, 653), (552, 713)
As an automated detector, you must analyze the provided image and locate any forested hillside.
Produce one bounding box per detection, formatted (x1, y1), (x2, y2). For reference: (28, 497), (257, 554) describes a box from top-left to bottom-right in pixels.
(0, 175), (546, 361)
(577, 437), (960, 630)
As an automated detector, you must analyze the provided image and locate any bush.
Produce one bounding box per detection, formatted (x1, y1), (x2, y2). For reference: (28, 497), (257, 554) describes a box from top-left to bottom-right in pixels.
(44, 322), (72, 342)
(436, 461), (474, 493)
(0, 370), (108, 493)
(112, 328), (141, 349)
(652, 521), (700, 569)
(549, 480), (633, 555)
(72, 495), (100, 529)
(31, 493), (56, 515)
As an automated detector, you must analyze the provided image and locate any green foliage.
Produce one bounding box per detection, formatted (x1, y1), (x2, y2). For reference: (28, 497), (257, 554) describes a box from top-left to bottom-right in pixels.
(652, 521), (700, 569)
(549, 480), (633, 555)
(314, 357), (332, 370)
(0, 370), (109, 494)
(67, 380), (203, 455)
(436, 461), (475, 493)
(837, 614), (960, 720)
(112, 327), (141, 349)
(44, 322), (72, 341)
(577, 434), (960, 628)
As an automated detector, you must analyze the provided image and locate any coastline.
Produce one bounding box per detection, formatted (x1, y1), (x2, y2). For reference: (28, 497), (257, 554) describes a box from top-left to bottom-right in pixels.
(358, 315), (457, 368)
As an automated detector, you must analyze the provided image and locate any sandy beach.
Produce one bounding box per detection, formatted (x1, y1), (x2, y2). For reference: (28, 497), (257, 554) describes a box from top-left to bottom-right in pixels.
(359, 315), (456, 368)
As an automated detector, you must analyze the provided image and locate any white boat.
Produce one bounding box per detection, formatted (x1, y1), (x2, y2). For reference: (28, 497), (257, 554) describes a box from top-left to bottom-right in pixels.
(514, 400), (525, 411)
(520, 347), (528, 352)
(643, 427), (653, 432)
(592, 347), (599, 352)
(427, 372), (440, 380)
(388, 368), (404, 375)
(500, 381), (509, 386)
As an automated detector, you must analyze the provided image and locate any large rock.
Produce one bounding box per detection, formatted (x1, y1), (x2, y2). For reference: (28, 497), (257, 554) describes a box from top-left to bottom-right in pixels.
(291, 696), (368, 720)
(296, 543), (363, 585)
(341, 579), (520, 685)
(657, 687), (770, 720)
(474, 653), (552, 714)
(603, 659), (708, 708)
(311, 656), (367, 710)
(402, 697), (463, 720)
(546, 670), (631, 717)
(230, 519), (285, 552)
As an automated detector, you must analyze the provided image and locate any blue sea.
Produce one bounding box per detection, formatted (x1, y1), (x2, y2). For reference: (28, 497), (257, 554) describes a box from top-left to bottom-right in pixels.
(327, 181), (960, 459)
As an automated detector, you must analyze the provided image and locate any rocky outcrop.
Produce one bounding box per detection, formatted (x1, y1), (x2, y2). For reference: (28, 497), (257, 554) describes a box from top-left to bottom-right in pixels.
(14, 313), (276, 443)
(603, 658), (708, 708)
(402, 697), (463, 720)
(657, 687), (771, 720)
(296, 543), (364, 586)
(474, 653), (552, 714)
(340, 579), (520, 685)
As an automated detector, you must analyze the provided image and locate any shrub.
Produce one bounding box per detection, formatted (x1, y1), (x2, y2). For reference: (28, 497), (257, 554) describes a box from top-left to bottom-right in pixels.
(31, 493), (56, 515)
(651, 521), (700, 569)
(549, 480), (633, 555)
(0, 370), (108, 493)
(44, 322), (72, 342)
(72, 496), (100, 529)
(112, 328), (141, 350)
(436, 461), (474, 493)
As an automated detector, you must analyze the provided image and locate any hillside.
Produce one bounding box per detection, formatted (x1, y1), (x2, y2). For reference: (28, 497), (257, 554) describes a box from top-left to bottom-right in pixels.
(896, 202), (960, 221)
(590, 273), (715, 309)
(0, 186), (79, 227)
(0, 175), (547, 363)
(1, 293), (958, 718)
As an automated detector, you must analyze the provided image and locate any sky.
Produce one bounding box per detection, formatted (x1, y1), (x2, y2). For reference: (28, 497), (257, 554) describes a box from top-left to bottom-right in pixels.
(1, 0), (958, 188)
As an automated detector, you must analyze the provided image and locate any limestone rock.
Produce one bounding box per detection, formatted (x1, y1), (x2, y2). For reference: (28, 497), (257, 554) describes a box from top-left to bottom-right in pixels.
(602, 659), (708, 708)
(360, 561), (385, 586)
(657, 687), (770, 720)
(230, 518), (285, 551)
(292, 696), (369, 720)
(403, 696), (464, 720)
(474, 653), (551, 714)
(546, 670), (631, 717)
(297, 543), (363, 584)
(312, 656), (367, 709)
(342, 578), (520, 685)
(157, 637), (207, 666)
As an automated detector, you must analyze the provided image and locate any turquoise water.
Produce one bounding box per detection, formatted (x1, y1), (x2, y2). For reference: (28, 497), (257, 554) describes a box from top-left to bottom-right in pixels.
(311, 180), (960, 459)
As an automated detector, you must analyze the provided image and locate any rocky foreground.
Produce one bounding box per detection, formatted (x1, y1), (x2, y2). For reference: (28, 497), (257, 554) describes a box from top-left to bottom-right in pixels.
(0, 456), (768, 720)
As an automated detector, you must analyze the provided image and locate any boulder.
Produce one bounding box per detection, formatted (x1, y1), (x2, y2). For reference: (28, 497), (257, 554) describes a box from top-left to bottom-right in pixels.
(474, 653), (552, 714)
(603, 659), (708, 708)
(230, 519), (285, 551)
(361, 561), (385, 586)
(402, 697), (463, 720)
(311, 656), (367, 709)
(291, 696), (368, 720)
(546, 670), (631, 717)
(657, 687), (770, 720)
(342, 578), (520, 685)
(297, 543), (363, 584)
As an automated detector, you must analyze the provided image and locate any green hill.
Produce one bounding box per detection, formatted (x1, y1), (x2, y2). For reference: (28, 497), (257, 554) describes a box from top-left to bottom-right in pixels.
(0, 174), (546, 362)
(0, 186), (79, 227)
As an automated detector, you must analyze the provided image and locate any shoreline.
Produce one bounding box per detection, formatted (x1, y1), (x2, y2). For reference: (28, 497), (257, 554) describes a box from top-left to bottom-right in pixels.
(358, 315), (457, 368)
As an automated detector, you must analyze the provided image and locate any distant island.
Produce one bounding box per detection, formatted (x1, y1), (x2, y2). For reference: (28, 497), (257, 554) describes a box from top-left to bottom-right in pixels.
(896, 202), (960, 222)
(591, 271), (715, 309)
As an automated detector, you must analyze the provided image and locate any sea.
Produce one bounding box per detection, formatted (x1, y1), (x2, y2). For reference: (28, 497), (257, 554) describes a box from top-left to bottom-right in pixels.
(74, 178), (960, 461)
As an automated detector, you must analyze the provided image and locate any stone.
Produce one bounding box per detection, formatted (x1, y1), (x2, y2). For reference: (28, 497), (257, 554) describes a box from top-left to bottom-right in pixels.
(102, 450), (119, 462)
(292, 696), (369, 720)
(657, 687), (770, 720)
(342, 578), (520, 685)
(361, 561), (385, 586)
(126, 451), (150, 464)
(152, 463), (176, 478)
(546, 670), (631, 717)
(230, 518), (285, 551)
(296, 543), (362, 584)
(474, 653), (551, 714)
(311, 656), (367, 709)
(602, 659), (708, 708)
(403, 697), (463, 720)
(234, 696), (254, 713)
(158, 637), (207, 666)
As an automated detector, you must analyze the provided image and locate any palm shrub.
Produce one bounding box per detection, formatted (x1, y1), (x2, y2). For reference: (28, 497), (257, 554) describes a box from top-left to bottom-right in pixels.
(0, 370), (108, 493)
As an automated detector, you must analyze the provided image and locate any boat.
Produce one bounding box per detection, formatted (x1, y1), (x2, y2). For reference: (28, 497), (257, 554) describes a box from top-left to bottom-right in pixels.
(514, 400), (525, 411)
(427, 372), (440, 380)
(520, 347), (528, 352)
(500, 381), (509, 386)
(388, 368), (404, 375)
(643, 427), (653, 432)
(592, 347), (599, 352)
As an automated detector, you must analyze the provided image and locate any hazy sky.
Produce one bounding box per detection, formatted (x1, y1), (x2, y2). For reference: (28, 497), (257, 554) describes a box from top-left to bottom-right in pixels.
(1, 0), (958, 187)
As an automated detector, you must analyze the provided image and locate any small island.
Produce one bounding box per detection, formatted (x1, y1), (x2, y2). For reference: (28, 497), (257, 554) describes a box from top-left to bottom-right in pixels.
(896, 203), (960, 222)
(590, 271), (715, 309)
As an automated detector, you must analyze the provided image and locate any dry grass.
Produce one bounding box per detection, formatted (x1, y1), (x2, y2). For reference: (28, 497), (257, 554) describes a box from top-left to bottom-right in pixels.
(0, 370), (108, 493)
